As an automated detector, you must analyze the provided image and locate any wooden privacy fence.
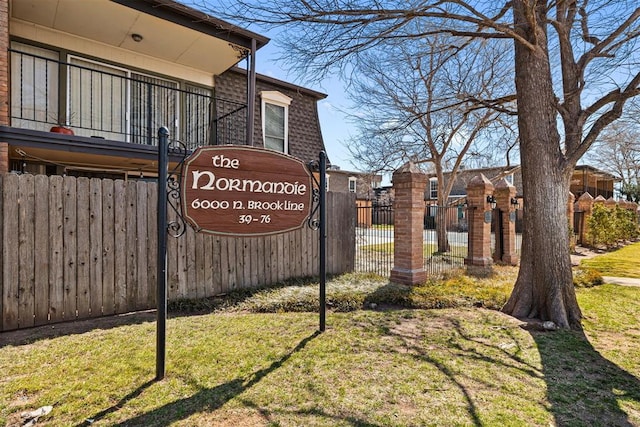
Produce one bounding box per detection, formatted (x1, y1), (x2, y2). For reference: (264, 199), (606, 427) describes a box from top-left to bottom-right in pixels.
(0, 174), (355, 331)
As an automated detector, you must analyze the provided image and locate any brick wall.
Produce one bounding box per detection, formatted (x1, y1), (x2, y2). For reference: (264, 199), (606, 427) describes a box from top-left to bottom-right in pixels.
(215, 68), (326, 164)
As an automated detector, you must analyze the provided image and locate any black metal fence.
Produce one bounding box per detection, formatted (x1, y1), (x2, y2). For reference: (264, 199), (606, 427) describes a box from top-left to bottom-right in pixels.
(355, 204), (469, 277)
(491, 208), (523, 258)
(9, 49), (246, 150)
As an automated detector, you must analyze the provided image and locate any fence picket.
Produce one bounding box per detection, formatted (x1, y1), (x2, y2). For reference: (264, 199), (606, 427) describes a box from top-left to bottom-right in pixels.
(102, 179), (115, 316)
(166, 200), (179, 300)
(254, 237), (263, 287)
(146, 183), (158, 308)
(75, 178), (91, 318)
(136, 181), (148, 310)
(113, 180), (128, 314)
(63, 176), (77, 321)
(211, 235), (222, 295)
(186, 227), (197, 298)
(2, 174), (19, 330)
(219, 236), (230, 294)
(34, 175), (50, 325)
(89, 178), (103, 317)
(195, 231), (205, 298)
(48, 176), (64, 323)
(18, 175), (35, 328)
(125, 182), (138, 312)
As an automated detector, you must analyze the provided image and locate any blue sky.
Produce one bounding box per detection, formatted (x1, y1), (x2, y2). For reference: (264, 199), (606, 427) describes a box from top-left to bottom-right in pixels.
(248, 31), (359, 171)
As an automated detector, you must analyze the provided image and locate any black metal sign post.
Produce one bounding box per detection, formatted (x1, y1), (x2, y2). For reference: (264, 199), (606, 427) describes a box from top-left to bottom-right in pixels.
(318, 152), (327, 332)
(308, 151), (327, 332)
(156, 127), (169, 381)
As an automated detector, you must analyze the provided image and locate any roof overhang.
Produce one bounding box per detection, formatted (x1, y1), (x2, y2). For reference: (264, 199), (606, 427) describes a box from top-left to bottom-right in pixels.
(1, 126), (184, 175)
(574, 165), (622, 182)
(10, 0), (269, 76)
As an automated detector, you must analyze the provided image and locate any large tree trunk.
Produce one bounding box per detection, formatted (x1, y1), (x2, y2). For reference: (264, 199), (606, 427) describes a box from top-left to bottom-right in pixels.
(502, 1), (582, 330)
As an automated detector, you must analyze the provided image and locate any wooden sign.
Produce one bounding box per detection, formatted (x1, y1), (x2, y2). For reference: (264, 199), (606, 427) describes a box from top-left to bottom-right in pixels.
(181, 146), (313, 236)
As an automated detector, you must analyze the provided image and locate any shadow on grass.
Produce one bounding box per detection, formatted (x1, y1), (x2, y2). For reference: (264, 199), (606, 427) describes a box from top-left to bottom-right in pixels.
(96, 331), (331, 426)
(0, 276), (324, 349)
(371, 310), (640, 426)
(237, 399), (383, 427)
(76, 380), (156, 426)
(530, 329), (640, 426)
(0, 311), (156, 349)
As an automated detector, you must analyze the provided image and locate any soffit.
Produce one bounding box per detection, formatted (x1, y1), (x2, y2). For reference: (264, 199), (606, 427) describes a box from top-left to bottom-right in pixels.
(10, 0), (249, 75)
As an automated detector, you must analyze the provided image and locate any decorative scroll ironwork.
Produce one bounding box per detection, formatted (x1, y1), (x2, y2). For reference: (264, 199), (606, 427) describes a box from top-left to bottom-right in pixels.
(307, 160), (321, 230)
(230, 43), (250, 60)
(166, 139), (189, 238)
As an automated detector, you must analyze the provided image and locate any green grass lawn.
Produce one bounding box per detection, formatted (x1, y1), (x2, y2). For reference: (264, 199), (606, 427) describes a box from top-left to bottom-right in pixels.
(580, 241), (640, 278)
(1, 263), (639, 426)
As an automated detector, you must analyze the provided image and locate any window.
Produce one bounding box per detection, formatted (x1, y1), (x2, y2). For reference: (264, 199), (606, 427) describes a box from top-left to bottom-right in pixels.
(69, 56), (180, 142)
(261, 91), (292, 153)
(68, 56), (131, 140)
(506, 173), (514, 185)
(429, 178), (438, 199)
(349, 177), (357, 193)
(11, 43), (213, 148)
(10, 42), (60, 131)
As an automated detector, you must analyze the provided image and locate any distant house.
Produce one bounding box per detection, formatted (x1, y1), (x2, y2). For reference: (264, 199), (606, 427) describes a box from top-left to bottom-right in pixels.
(0, 0), (327, 178)
(425, 166), (523, 204)
(424, 164), (619, 203)
(571, 165), (620, 200)
(326, 166), (382, 200)
(326, 166), (383, 227)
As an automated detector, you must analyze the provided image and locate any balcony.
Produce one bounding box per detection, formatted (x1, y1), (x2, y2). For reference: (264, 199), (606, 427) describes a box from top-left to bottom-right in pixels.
(9, 49), (247, 152)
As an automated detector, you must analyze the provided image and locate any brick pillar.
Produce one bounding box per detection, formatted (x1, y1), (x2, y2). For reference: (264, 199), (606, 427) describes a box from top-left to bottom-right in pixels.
(567, 192), (575, 227)
(0, 0), (9, 173)
(567, 192), (576, 249)
(493, 178), (518, 265)
(605, 197), (616, 209)
(390, 162), (428, 285)
(465, 174), (494, 275)
(575, 192), (594, 245)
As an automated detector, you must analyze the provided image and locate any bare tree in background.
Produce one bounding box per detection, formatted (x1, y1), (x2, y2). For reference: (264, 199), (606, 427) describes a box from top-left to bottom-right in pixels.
(588, 121), (640, 201)
(202, 0), (640, 329)
(344, 35), (514, 252)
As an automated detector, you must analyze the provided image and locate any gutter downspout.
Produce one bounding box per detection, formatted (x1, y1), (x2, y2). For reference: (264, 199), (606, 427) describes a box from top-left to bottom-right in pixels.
(246, 38), (257, 146)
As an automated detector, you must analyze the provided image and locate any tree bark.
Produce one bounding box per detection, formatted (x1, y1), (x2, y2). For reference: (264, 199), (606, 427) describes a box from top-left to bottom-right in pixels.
(502, 1), (582, 330)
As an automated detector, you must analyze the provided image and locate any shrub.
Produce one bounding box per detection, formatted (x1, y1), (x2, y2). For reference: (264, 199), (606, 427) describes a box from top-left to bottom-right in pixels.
(587, 203), (639, 248)
(573, 267), (604, 288)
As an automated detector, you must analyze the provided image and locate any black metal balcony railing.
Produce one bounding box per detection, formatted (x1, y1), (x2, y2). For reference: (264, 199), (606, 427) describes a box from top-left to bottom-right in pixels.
(9, 49), (247, 150)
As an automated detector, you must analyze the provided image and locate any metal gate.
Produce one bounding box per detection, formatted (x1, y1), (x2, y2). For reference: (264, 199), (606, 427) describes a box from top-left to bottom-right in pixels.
(355, 203), (469, 277)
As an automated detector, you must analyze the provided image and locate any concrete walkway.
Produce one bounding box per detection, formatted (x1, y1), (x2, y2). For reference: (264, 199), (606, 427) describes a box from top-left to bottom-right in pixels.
(603, 276), (640, 287)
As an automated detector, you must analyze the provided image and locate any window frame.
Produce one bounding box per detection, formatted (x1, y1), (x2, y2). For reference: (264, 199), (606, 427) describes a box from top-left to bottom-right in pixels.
(348, 177), (357, 193)
(260, 91), (292, 153)
(10, 41), (213, 147)
(505, 173), (514, 185)
(429, 178), (438, 200)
